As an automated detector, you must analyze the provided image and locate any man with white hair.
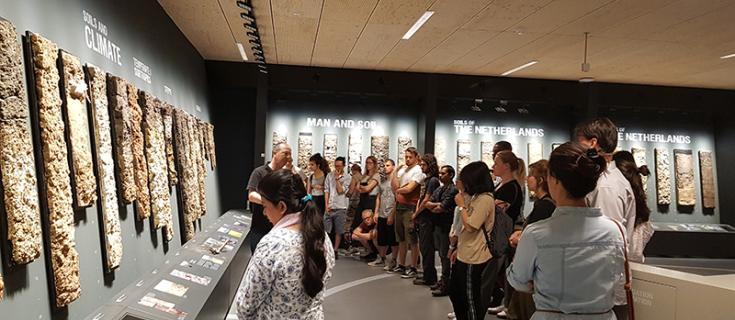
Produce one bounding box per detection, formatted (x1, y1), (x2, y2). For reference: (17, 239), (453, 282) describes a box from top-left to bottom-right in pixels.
(246, 143), (292, 253)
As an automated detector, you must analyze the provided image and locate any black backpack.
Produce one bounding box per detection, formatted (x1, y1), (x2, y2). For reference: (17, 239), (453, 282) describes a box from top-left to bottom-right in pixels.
(481, 200), (514, 257)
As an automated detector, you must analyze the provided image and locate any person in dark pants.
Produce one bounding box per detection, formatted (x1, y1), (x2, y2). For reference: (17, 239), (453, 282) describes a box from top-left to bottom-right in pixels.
(424, 165), (458, 296)
(449, 161), (496, 320)
(246, 143), (292, 253)
(412, 154), (441, 285)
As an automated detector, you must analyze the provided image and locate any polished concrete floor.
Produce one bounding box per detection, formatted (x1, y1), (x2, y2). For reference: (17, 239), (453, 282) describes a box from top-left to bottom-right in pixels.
(229, 253), (501, 319)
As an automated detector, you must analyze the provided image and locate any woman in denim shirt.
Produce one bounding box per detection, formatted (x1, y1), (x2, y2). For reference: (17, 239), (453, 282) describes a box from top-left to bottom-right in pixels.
(506, 142), (626, 319)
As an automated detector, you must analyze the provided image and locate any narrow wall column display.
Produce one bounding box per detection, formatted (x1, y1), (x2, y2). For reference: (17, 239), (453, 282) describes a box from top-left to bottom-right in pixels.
(348, 133), (362, 166)
(435, 137), (446, 166)
(528, 143), (543, 166)
(699, 151), (716, 209)
(0, 20), (41, 265)
(323, 133), (337, 168)
(481, 141), (494, 169)
(655, 148), (672, 206)
(206, 123), (217, 170)
(632, 148), (648, 192)
(674, 149), (696, 207)
(161, 104), (178, 187)
(28, 32), (80, 308)
(397, 137), (412, 166)
(60, 51), (97, 209)
(86, 65), (123, 270)
(130, 87), (150, 220)
(370, 136), (389, 172)
(298, 133), (313, 174)
(108, 76), (136, 204)
(174, 109), (199, 241)
(192, 117), (206, 217)
(141, 93), (173, 241)
(457, 140), (471, 173)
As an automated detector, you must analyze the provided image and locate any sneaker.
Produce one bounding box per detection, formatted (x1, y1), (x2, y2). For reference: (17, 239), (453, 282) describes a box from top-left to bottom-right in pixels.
(388, 265), (405, 274)
(432, 283), (449, 297)
(447, 312), (456, 319)
(401, 268), (418, 279)
(497, 310), (508, 319)
(383, 259), (397, 271)
(367, 257), (385, 267)
(360, 252), (378, 262)
(430, 280), (444, 291)
(488, 306), (506, 315)
(413, 278), (435, 286)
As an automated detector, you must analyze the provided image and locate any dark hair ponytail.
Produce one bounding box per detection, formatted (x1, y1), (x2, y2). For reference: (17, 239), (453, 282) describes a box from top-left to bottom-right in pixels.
(309, 153), (331, 174)
(549, 143), (607, 198)
(258, 170), (327, 298)
(613, 152), (652, 226)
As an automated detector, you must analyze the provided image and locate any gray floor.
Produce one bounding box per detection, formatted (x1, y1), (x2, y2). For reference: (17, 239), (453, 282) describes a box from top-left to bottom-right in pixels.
(229, 254), (501, 319)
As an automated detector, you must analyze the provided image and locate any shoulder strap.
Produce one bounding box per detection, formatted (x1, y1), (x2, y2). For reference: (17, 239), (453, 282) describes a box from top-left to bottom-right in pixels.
(609, 218), (636, 320)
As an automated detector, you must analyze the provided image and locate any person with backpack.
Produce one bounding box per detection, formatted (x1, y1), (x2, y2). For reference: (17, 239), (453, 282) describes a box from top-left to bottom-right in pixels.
(506, 143), (627, 320)
(488, 151), (525, 317)
(448, 161), (496, 320)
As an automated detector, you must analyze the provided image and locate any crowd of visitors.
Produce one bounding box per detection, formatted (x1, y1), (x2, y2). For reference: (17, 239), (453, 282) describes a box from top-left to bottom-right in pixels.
(237, 117), (652, 320)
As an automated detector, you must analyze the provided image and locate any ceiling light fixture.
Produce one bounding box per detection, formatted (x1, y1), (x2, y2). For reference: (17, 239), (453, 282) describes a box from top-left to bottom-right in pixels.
(243, 23), (257, 33)
(581, 32), (591, 72)
(721, 53), (735, 59)
(579, 77), (595, 83)
(236, 42), (248, 61)
(240, 13), (255, 23)
(237, 1), (253, 11)
(495, 100), (508, 113)
(471, 99), (483, 112)
(246, 31), (259, 39)
(517, 106), (529, 114)
(402, 11), (434, 40)
(249, 40), (261, 47)
(501, 60), (538, 76)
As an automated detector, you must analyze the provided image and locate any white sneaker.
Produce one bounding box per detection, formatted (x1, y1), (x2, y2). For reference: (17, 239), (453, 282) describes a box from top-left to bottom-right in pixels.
(367, 257), (385, 267)
(383, 259), (397, 271)
(447, 312), (456, 319)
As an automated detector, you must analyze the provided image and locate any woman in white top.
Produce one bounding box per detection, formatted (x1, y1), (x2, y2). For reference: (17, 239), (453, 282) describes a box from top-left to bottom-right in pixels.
(506, 143), (626, 320)
(237, 169), (336, 319)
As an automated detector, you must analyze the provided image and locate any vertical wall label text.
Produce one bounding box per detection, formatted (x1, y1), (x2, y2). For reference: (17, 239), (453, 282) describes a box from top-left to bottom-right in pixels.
(83, 10), (122, 66)
(133, 57), (152, 84)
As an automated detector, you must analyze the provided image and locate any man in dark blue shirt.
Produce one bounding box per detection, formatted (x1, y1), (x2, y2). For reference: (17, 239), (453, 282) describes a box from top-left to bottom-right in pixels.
(424, 165), (458, 297)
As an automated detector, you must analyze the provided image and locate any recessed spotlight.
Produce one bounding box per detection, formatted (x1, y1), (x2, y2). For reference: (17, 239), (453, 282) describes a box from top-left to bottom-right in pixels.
(721, 53), (735, 59)
(243, 23), (257, 33)
(402, 11), (434, 40)
(517, 106), (529, 114)
(494, 106), (507, 113)
(240, 13), (255, 23)
(237, 1), (252, 11)
(579, 77), (595, 83)
(501, 60), (538, 76)
(246, 31), (259, 39)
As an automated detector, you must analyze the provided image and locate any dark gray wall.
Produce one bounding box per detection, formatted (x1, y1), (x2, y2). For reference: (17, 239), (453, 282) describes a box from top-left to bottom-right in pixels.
(0, 0), (220, 319)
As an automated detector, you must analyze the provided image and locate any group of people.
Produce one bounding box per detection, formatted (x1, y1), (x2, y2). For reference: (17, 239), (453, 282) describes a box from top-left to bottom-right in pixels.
(235, 117), (654, 320)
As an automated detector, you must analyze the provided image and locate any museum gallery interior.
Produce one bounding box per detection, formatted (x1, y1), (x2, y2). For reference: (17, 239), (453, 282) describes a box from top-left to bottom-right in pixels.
(0, 0), (735, 319)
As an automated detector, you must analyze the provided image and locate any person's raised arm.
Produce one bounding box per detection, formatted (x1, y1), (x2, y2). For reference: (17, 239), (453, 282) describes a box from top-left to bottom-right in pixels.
(336, 173), (346, 195)
(359, 178), (379, 193)
(248, 190), (263, 205)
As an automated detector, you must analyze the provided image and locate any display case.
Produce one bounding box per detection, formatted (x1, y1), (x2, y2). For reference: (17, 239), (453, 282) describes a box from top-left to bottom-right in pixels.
(85, 210), (252, 320)
(644, 222), (735, 258)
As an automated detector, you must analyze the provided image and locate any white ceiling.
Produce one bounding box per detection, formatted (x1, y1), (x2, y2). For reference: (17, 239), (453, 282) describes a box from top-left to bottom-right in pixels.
(159, 0), (735, 89)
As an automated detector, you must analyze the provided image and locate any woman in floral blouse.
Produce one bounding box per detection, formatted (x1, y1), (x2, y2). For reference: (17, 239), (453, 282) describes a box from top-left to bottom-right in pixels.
(236, 169), (336, 319)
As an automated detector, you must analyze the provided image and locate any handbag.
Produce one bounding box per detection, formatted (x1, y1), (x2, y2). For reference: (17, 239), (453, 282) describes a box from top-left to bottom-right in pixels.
(610, 219), (636, 320)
